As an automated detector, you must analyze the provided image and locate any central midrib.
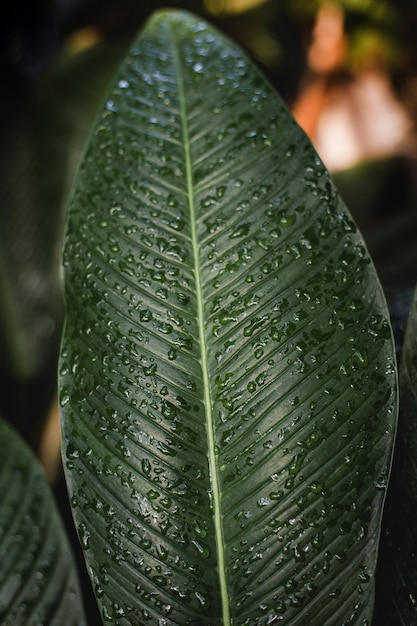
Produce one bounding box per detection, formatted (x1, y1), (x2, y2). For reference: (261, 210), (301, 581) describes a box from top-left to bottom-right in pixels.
(170, 26), (231, 625)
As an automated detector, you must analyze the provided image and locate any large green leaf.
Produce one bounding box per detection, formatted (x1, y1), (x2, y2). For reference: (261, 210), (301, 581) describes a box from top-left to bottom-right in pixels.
(59, 10), (398, 624)
(0, 417), (85, 625)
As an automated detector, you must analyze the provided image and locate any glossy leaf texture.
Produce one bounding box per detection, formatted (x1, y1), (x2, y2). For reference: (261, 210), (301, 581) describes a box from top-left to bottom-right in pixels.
(59, 10), (398, 625)
(0, 418), (85, 625)
(382, 286), (417, 622)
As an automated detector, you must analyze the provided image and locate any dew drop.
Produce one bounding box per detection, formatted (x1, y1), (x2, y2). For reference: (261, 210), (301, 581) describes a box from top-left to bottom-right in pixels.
(106, 100), (117, 112)
(156, 543), (168, 560)
(168, 348), (177, 360)
(195, 590), (209, 608)
(167, 194), (179, 208)
(140, 310), (153, 323)
(192, 540), (210, 558)
(60, 391), (70, 407)
(277, 210), (296, 227)
(243, 315), (268, 337)
(352, 348), (368, 368)
(257, 497), (270, 508)
(176, 292), (190, 306)
(78, 522), (91, 550)
(194, 521), (207, 539)
(66, 442), (80, 459)
(161, 400), (177, 420)
(375, 476), (387, 490)
(94, 582), (105, 598)
(156, 287), (168, 299)
(159, 322), (173, 334)
(230, 223), (251, 239)
(288, 454), (304, 475)
(142, 458), (151, 476)
(254, 348), (263, 359)
(170, 216), (185, 231)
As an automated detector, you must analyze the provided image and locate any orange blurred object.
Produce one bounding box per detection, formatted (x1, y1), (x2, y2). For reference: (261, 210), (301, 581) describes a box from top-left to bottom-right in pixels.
(292, 2), (412, 171)
(308, 2), (346, 75)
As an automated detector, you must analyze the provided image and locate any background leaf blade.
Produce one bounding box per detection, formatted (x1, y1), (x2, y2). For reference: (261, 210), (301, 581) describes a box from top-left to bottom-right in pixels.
(60, 10), (398, 624)
(0, 418), (86, 625)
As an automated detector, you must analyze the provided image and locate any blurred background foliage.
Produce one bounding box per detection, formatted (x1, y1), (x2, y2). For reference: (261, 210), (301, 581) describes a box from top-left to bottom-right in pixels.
(1, 1), (417, 623)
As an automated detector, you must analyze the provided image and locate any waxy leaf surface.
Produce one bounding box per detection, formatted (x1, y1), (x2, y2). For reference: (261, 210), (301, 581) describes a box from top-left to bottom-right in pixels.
(59, 10), (397, 624)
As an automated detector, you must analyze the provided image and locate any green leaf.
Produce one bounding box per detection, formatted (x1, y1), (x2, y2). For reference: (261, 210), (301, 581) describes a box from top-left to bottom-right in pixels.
(59, 9), (398, 624)
(0, 417), (86, 625)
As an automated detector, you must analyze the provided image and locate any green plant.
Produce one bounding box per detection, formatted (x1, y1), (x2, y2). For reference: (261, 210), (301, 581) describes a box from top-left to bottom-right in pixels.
(0, 418), (85, 625)
(1, 7), (416, 625)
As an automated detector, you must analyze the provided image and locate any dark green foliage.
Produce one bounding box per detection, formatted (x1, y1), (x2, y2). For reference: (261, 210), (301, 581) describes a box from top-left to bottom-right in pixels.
(0, 418), (86, 625)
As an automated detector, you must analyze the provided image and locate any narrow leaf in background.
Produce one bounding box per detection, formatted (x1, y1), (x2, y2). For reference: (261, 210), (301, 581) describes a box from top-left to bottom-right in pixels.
(0, 418), (86, 625)
(0, 37), (131, 440)
(59, 10), (398, 624)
